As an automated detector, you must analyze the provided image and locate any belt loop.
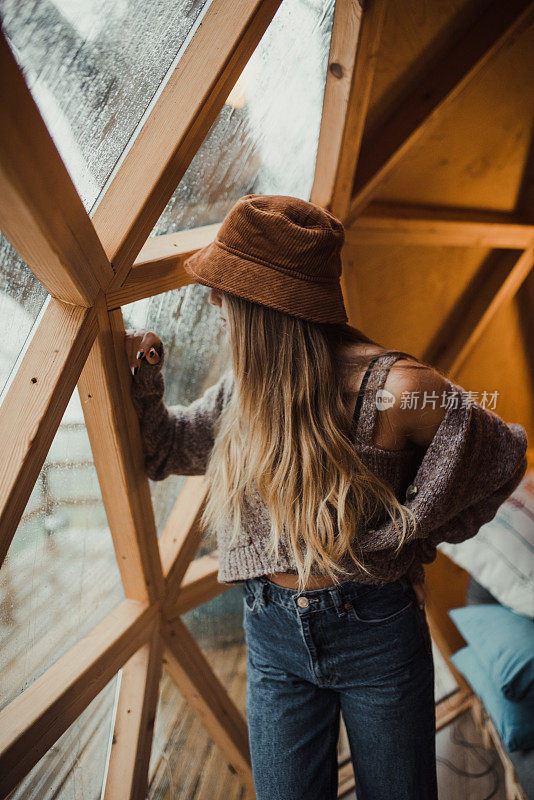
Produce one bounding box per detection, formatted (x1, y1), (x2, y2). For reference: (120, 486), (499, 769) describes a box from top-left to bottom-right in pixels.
(330, 585), (346, 618)
(257, 577), (268, 606)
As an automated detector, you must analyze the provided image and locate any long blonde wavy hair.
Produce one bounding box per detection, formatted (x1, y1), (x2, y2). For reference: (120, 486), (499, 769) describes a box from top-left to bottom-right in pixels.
(200, 291), (427, 590)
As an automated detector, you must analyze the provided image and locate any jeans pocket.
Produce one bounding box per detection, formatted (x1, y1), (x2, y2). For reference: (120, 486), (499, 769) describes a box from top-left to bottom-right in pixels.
(349, 581), (414, 624)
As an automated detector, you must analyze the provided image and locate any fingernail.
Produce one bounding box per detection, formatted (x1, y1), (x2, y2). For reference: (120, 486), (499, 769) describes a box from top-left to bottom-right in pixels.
(136, 350), (144, 360)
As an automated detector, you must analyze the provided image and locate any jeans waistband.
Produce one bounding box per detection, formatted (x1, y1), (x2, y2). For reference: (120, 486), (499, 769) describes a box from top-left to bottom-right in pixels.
(245, 574), (412, 615)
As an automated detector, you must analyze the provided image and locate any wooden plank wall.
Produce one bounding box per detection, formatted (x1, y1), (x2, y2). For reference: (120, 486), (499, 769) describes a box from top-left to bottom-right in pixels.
(342, 0), (534, 431)
(341, 0), (534, 668)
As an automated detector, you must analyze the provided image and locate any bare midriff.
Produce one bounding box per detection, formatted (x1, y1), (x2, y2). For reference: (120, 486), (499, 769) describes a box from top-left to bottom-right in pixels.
(266, 572), (340, 589)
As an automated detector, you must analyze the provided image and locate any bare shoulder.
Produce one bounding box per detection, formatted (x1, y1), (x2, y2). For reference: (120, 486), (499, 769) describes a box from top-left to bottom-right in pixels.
(383, 358), (451, 448)
(383, 357), (449, 396)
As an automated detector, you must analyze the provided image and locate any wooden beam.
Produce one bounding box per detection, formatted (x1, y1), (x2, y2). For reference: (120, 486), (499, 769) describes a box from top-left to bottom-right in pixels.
(163, 617), (254, 796)
(506, 262), (534, 400)
(435, 689), (473, 731)
(134, 224), (221, 270)
(0, 299), (97, 567)
(424, 553), (472, 694)
(0, 600), (156, 797)
(0, 32), (113, 305)
(424, 248), (534, 375)
(159, 476), (210, 603)
(309, 0), (363, 209)
(78, 296), (165, 603)
(106, 207), (534, 308)
(164, 552), (230, 619)
(346, 0), (534, 224)
(514, 128), (534, 407)
(93, 0), (282, 286)
(103, 623), (163, 800)
(338, 761), (356, 798)
(346, 204), (534, 249)
(106, 225), (219, 309)
(311, 0), (387, 219)
(472, 696), (526, 800)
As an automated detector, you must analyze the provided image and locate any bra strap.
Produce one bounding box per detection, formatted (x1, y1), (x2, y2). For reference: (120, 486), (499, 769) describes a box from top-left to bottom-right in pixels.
(350, 354), (382, 435)
(351, 350), (417, 445)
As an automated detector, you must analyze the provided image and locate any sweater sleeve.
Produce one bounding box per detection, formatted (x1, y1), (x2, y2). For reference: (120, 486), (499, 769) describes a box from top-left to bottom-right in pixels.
(358, 379), (529, 555)
(413, 452), (528, 565)
(130, 342), (235, 479)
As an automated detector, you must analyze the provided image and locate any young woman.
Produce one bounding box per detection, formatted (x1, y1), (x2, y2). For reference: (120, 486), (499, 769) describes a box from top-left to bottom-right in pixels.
(124, 194), (527, 800)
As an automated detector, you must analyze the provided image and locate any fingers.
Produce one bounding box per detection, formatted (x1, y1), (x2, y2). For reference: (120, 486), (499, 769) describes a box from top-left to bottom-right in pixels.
(141, 332), (162, 365)
(124, 330), (144, 375)
(124, 329), (162, 375)
(145, 347), (160, 366)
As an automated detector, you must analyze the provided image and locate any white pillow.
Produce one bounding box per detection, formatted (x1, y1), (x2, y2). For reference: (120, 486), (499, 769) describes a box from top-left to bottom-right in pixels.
(438, 472), (534, 617)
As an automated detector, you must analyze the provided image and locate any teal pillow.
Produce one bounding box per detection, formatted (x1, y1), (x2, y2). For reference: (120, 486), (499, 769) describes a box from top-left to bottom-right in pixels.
(448, 604), (534, 701)
(451, 645), (534, 751)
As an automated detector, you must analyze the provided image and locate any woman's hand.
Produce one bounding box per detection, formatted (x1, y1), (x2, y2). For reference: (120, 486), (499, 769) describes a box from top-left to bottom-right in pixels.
(124, 329), (162, 376)
(411, 581), (427, 609)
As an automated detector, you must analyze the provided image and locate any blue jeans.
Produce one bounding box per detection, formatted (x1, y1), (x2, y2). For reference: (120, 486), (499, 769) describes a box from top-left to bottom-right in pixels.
(242, 575), (437, 800)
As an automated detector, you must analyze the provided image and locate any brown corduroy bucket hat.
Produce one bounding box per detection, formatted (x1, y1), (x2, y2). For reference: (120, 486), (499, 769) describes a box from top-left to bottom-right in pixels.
(183, 194), (348, 324)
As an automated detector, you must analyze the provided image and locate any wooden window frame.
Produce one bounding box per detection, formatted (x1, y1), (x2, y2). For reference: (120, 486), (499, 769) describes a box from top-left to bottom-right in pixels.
(0, 0), (533, 797)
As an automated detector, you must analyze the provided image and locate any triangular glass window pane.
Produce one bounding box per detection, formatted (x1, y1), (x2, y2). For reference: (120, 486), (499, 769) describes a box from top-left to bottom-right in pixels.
(0, 0), (212, 211)
(6, 673), (118, 799)
(0, 385), (124, 712)
(0, 233), (48, 402)
(151, 0), (335, 236)
(149, 610), (245, 799)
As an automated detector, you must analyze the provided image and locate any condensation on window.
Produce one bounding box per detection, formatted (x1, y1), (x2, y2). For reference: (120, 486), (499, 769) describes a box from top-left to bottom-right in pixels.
(122, 283), (232, 534)
(6, 674), (118, 800)
(0, 0), (212, 211)
(0, 233), (49, 403)
(151, 0), (336, 236)
(0, 385), (124, 713)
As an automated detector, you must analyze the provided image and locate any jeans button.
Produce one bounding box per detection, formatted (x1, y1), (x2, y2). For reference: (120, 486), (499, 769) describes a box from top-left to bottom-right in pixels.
(297, 596), (309, 608)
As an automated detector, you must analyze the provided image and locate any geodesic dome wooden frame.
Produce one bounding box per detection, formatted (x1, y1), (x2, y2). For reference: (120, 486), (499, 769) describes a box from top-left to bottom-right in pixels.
(0, 0), (533, 797)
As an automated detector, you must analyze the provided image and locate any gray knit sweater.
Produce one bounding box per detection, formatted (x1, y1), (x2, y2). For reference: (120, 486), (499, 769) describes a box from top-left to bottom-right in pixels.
(130, 346), (528, 586)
